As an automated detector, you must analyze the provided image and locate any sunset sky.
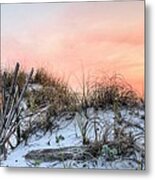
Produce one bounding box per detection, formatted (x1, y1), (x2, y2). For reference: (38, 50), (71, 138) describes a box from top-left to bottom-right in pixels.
(1, 1), (144, 96)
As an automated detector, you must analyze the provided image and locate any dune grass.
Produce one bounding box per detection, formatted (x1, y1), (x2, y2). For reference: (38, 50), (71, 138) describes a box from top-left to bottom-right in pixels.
(1, 66), (144, 166)
(80, 73), (142, 110)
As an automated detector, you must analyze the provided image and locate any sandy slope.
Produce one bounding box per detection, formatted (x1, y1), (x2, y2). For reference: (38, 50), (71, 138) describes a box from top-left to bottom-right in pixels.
(0, 108), (145, 169)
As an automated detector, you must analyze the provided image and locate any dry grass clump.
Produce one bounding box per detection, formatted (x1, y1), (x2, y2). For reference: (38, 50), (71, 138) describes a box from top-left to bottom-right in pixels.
(33, 68), (52, 87)
(29, 86), (77, 111)
(26, 68), (78, 115)
(87, 74), (141, 109)
(77, 122), (144, 163)
(16, 69), (79, 141)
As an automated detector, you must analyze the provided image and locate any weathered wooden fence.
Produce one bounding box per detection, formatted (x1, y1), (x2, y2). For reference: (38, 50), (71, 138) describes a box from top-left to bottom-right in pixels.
(0, 63), (33, 159)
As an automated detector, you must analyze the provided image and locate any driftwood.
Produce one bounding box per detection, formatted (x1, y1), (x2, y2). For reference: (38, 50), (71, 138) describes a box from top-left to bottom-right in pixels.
(25, 143), (103, 162)
(24, 137), (144, 163)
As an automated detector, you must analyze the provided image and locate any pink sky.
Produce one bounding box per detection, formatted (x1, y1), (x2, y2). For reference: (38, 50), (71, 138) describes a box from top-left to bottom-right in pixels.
(1, 1), (144, 96)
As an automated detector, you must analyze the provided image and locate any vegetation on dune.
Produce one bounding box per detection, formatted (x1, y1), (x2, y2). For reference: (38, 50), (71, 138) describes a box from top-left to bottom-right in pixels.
(33, 68), (53, 87)
(79, 73), (143, 110)
(1, 67), (143, 113)
(0, 63), (144, 169)
(28, 75), (78, 113)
